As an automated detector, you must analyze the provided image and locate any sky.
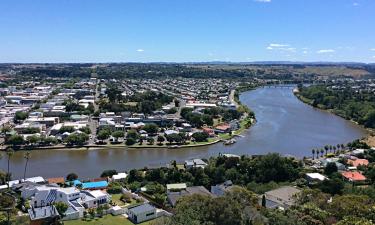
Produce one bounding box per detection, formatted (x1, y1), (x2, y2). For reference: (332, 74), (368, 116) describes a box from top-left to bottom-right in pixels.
(0, 0), (375, 63)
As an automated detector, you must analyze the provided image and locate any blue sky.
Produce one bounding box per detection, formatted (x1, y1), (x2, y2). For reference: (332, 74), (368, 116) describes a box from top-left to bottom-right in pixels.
(0, 0), (375, 63)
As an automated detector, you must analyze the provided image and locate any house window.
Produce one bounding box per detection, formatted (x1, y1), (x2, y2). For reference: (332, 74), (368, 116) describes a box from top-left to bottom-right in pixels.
(146, 212), (154, 217)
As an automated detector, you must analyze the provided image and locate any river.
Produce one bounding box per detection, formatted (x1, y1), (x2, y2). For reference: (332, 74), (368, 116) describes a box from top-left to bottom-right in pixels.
(0, 87), (367, 179)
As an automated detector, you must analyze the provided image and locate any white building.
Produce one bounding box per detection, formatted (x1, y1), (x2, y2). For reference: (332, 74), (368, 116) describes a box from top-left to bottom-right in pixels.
(128, 203), (157, 224)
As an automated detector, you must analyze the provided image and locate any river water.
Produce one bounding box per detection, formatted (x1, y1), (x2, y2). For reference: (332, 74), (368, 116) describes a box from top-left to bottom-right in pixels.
(0, 87), (367, 179)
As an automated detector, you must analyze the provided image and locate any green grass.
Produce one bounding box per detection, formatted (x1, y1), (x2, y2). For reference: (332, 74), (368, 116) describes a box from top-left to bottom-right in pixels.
(64, 215), (152, 225)
(111, 194), (125, 206)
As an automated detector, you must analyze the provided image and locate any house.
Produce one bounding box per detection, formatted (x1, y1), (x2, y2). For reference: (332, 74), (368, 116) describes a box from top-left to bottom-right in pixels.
(202, 127), (215, 137)
(341, 171), (367, 182)
(80, 190), (111, 208)
(47, 177), (65, 185)
(347, 158), (369, 168)
(112, 173), (128, 182)
(23, 184), (111, 221)
(185, 159), (208, 169)
(166, 183), (187, 192)
(167, 186), (212, 207)
(28, 205), (59, 225)
(320, 158), (346, 171)
(214, 124), (231, 133)
(211, 180), (234, 196)
(128, 203), (157, 224)
(262, 186), (301, 209)
(351, 149), (365, 156)
(164, 129), (179, 136)
(305, 173), (328, 184)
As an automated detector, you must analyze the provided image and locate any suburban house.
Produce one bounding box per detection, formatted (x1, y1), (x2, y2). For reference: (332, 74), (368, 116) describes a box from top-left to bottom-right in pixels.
(127, 203), (157, 224)
(347, 158), (369, 168)
(111, 172), (128, 182)
(305, 173), (328, 184)
(184, 159), (208, 169)
(167, 185), (212, 207)
(262, 186), (301, 209)
(21, 184), (111, 220)
(28, 205), (59, 225)
(341, 171), (367, 182)
(211, 180), (234, 196)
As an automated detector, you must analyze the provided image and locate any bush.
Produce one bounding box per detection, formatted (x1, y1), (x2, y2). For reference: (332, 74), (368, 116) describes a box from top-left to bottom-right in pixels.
(107, 182), (122, 194)
(120, 193), (132, 203)
(126, 138), (136, 146)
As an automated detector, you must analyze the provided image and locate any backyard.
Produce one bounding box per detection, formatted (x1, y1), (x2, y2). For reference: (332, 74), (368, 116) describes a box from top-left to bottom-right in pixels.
(64, 215), (153, 225)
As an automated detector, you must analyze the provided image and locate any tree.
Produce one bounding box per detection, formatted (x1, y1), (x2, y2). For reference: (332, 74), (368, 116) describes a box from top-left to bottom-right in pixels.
(101, 170), (117, 178)
(6, 149), (14, 189)
(6, 134), (24, 146)
(125, 138), (136, 146)
(261, 195), (266, 207)
(66, 173), (78, 181)
(23, 151), (31, 181)
(126, 130), (139, 140)
(157, 135), (165, 145)
(88, 208), (96, 219)
(320, 149), (324, 157)
(112, 131), (124, 142)
(97, 129), (111, 142)
(14, 111), (28, 121)
(147, 137), (155, 145)
(143, 123), (159, 134)
(59, 126), (75, 134)
(318, 178), (344, 195)
(54, 202), (68, 219)
(312, 149), (315, 160)
(192, 132), (209, 142)
(324, 162), (338, 176)
(26, 135), (40, 146)
(64, 133), (89, 146)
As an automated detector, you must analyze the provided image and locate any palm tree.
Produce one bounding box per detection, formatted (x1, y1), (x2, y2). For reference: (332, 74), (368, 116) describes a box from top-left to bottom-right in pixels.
(312, 149), (315, 160)
(329, 145), (333, 153)
(6, 148), (14, 189)
(320, 149), (324, 158)
(23, 151), (31, 181)
(333, 146), (337, 154)
(316, 150), (320, 159)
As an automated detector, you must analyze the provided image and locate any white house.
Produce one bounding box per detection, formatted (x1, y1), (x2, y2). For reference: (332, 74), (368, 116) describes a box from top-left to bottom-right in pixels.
(112, 173), (128, 182)
(80, 190), (111, 208)
(128, 203), (157, 224)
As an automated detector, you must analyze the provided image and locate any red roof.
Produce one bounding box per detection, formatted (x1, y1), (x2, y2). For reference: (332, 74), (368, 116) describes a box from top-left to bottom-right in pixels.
(215, 124), (230, 131)
(348, 158), (369, 167)
(341, 171), (366, 182)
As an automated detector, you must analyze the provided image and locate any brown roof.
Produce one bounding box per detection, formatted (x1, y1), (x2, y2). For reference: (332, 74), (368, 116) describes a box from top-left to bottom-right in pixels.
(47, 177), (65, 184)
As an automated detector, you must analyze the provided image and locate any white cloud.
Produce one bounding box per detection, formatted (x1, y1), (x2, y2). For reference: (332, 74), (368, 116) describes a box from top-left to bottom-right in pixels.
(269, 43), (289, 47)
(317, 49), (335, 54)
(371, 48), (375, 51)
(136, 49), (144, 52)
(254, 0), (271, 2)
(353, 2), (359, 6)
(303, 51), (308, 54)
(267, 43), (296, 52)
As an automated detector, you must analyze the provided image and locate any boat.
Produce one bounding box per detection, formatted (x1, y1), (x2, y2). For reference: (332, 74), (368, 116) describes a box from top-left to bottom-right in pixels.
(223, 139), (236, 145)
(168, 145), (181, 149)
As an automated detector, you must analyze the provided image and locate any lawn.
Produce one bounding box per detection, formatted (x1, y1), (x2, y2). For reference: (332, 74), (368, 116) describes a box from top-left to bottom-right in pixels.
(64, 215), (152, 225)
(111, 194), (125, 206)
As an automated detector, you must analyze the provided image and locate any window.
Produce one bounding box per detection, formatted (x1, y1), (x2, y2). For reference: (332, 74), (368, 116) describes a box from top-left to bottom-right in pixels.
(146, 212), (154, 217)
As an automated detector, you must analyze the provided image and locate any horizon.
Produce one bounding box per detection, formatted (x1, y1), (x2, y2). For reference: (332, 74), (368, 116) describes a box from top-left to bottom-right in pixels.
(1, 0), (375, 63)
